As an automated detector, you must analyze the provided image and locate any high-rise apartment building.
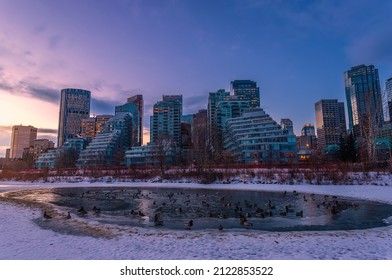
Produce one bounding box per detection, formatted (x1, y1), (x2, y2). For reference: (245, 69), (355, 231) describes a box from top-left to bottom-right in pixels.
(10, 125), (37, 158)
(207, 89), (230, 152)
(150, 95), (182, 146)
(115, 95), (143, 146)
(344, 65), (383, 137)
(315, 99), (346, 151)
(58, 88), (91, 147)
(230, 80), (260, 108)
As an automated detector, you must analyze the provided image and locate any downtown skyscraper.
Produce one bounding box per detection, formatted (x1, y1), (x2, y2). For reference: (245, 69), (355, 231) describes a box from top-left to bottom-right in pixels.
(57, 88), (91, 147)
(386, 77), (392, 120)
(344, 65), (383, 138)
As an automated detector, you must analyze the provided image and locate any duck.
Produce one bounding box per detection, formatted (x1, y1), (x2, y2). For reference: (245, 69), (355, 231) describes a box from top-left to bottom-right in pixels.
(218, 224), (224, 231)
(154, 214), (164, 226)
(279, 210), (287, 216)
(239, 215), (247, 225)
(185, 220), (194, 230)
(77, 207), (87, 214)
(243, 221), (253, 229)
(217, 213), (227, 219)
(43, 211), (52, 219)
(66, 212), (71, 219)
(93, 206), (101, 214)
(296, 210), (303, 217)
(138, 211), (145, 217)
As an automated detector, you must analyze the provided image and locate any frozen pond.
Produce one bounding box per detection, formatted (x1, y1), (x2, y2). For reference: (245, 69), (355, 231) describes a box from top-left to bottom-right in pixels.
(8, 186), (392, 232)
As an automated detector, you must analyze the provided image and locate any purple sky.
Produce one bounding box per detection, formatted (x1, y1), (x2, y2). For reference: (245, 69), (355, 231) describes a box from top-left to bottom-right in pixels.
(1, 0), (392, 156)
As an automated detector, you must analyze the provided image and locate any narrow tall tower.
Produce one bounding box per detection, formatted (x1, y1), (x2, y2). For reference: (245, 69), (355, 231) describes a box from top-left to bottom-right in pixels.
(58, 88), (91, 147)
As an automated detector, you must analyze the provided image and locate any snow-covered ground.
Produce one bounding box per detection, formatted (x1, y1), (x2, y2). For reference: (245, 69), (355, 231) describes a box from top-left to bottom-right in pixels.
(1, 181), (392, 260)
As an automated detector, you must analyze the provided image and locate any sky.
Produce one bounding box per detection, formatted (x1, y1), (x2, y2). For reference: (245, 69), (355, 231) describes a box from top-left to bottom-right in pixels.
(1, 0), (392, 157)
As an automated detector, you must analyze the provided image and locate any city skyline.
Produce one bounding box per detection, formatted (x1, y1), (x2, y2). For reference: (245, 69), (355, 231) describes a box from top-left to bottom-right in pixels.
(1, 0), (392, 157)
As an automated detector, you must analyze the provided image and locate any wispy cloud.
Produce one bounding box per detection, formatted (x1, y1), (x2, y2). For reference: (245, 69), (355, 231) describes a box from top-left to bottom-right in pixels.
(37, 128), (57, 134)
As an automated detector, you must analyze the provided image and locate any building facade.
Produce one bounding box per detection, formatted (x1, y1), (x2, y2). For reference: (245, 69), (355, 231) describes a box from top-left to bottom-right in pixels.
(150, 95), (182, 147)
(192, 109), (208, 152)
(10, 125), (37, 159)
(80, 117), (97, 141)
(386, 77), (392, 121)
(223, 109), (297, 164)
(115, 95), (143, 146)
(297, 124), (317, 161)
(214, 97), (250, 155)
(76, 114), (133, 167)
(57, 88), (91, 147)
(125, 142), (180, 167)
(33, 139), (55, 158)
(230, 80), (260, 108)
(315, 99), (346, 152)
(96, 115), (114, 134)
(207, 89), (230, 153)
(344, 65), (383, 138)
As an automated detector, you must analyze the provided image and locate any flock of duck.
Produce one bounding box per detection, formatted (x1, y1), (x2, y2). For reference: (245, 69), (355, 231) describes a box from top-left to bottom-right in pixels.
(42, 188), (359, 231)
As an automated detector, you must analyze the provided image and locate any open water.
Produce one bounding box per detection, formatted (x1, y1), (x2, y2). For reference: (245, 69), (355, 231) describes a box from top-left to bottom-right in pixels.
(19, 186), (392, 232)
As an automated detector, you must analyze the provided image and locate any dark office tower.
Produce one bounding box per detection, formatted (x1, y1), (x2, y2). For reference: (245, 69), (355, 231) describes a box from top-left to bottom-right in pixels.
(150, 95), (182, 146)
(230, 80), (260, 108)
(386, 77), (392, 120)
(57, 88), (91, 147)
(193, 109), (208, 152)
(344, 65), (383, 138)
(115, 95), (144, 147)
(315, 99), (346, 151)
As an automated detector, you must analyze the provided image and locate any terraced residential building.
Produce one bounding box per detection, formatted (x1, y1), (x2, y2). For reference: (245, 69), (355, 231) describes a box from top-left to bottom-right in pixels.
(223, 108), (297, 164)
